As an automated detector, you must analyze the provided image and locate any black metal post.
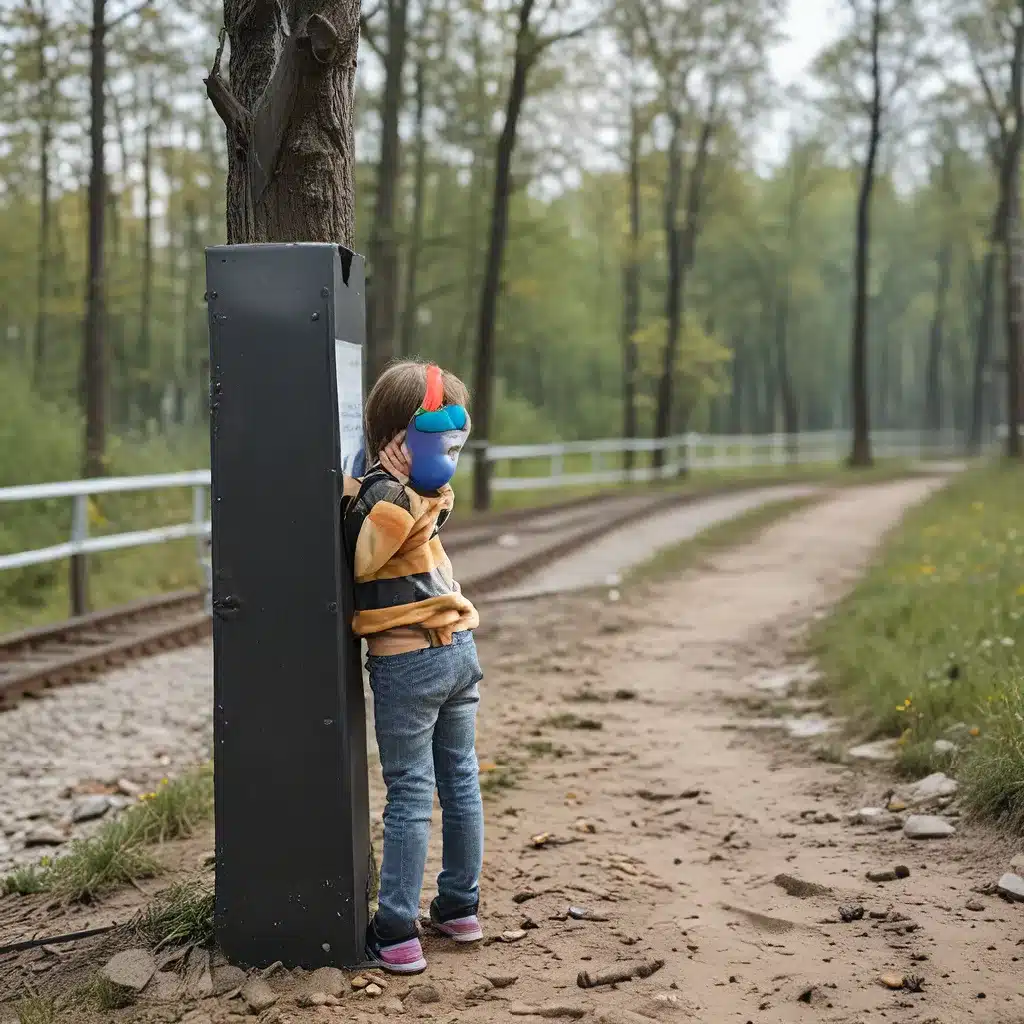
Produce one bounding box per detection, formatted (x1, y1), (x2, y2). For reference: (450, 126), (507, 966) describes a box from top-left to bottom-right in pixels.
(206, 243), (369, 968)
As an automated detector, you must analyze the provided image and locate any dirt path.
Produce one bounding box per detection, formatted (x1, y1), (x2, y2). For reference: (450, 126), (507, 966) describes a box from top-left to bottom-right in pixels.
(414, 477), (1022, 1024)
(8, 476), (1023, 1023)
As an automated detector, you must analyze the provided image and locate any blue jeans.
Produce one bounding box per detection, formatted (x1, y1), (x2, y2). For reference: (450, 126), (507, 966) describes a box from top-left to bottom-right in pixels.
(367, 631), (484, 939)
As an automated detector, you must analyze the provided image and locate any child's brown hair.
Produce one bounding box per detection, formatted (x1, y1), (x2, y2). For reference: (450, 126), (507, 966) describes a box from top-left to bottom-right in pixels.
(364, 360), (470, 461)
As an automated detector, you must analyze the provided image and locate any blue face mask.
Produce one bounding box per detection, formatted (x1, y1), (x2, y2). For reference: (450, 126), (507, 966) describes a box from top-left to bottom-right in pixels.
(406, 404), (469, 492)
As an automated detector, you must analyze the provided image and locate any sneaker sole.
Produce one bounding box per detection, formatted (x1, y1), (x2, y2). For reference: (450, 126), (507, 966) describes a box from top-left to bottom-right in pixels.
(434, 923), (484, 943)
(365, 948), (428, 975)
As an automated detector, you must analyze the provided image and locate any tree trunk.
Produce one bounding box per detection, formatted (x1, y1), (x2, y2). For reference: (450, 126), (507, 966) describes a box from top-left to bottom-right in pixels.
(653, 97), (715, 467)
(366, 0), (410, 383)
(212, 0), (361, 248)
(848, 0), (882, 467)
(399, 53), (428, 358)
(621, 60), (641, 474)
(924, 238), (951, 433)
(139, 75), (155, 426)
(33, 10), (51, 392)
(471, 0), (536, 511)
(1004, 3), (1024, 458)
(968, 201), (1003, 454)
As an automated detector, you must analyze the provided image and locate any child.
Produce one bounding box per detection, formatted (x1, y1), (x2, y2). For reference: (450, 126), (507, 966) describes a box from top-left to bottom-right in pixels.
(342, 360), (484, 975)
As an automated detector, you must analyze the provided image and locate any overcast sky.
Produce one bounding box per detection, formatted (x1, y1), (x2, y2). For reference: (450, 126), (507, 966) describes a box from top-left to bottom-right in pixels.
(772, 0), (842, 88)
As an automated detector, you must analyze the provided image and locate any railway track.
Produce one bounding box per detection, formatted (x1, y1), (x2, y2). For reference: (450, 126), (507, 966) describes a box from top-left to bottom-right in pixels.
(0, 483), (771, 710)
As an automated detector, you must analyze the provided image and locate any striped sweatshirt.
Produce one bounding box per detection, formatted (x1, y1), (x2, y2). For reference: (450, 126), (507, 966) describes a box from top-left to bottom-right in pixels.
(341, 466), (479, 648)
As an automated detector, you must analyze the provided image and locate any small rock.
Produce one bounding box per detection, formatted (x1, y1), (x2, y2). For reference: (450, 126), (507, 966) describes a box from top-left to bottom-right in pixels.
(116, 778), (141, 796)
(406, 984), (440, 1004)
(784, 717), (833, 739)
(145, 970), (183, 1003)
(298, 993), (329, 1008)
(866, 865), (910, 882)
(933, 739), (957, 756)
(966, 899), (985, 912)
(997, 872), (1024, 902)
(483, 975), (518, 990)
(848, 739), (900, 762)
(839, 905), (865, 922)
(568, 906), (609, 921)
(1010, 854), (1024, 873)
(211, 964), (247, 997)
(464, 982), (494, 1001)
(351, 976), (371, 991)
(886, 798), (907, 813)
(847, 807), (888, 826)
(241, 977), (279, 1013)
(306, 967), (345, 999)
(24, 825), (66, 847)
(383, 998), (405, 1014)
(896, 772), (958, 807)
(501, 929), (528, 942)
(70, 794), (110, 823)
(572, 818), (597, 834)
(879, 973), (905, 990)
(100, 949), (157, 993)
(365, 983), (383, 997)
(183, 946), (213, 1000)
(904, 814), (956, 839)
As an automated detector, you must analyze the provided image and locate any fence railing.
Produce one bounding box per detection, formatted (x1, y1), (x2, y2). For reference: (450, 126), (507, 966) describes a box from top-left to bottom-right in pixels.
(0, 427), (990, 613)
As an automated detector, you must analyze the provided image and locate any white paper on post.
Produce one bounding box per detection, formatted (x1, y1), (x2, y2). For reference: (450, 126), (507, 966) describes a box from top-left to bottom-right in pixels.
(335, 339), (363, 475)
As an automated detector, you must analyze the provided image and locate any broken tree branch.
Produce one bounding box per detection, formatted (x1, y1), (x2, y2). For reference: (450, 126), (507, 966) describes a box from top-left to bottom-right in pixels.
(577, 959), (665, 990)
(204, 27), (252, 150)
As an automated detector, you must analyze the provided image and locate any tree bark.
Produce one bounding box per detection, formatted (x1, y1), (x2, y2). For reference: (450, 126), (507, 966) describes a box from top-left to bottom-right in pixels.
(621, 59), (641, 474)
(139, 74), (155, 425)
(471, 0), (536, 511)
(366, 0), (410, 383)
(399, 52), (428, 358)
(652, 96), (715, 468)
(33, 8), (51, 391)
(848, 0), (882, 466)
(924, 237), (951, 434)
(1004, 2), (1024, 458)
(968, 200), (1003, 454)
(212, 0), (361, 248)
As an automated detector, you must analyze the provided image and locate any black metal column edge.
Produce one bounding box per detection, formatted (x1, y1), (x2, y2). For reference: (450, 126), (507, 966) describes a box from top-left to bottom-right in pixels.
(206, 243), (369, 969)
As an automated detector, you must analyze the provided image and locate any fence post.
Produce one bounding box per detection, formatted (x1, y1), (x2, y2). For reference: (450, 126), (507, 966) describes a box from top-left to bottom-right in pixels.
(69, 493), (89, 617)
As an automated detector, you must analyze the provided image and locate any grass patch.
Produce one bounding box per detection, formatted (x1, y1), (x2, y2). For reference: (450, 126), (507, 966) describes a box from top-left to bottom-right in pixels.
(542, 712), (604, 731)
(15, 997), (57, 1024)
(1, 763), (214, 903)
(479, 764), (520, 797)
(135, 880), (215, 949)
(89, 975), (138, 1011)
(524, 739), (569, 758)
(627, 494), (823, 585)
(812, 463), (1024, 827)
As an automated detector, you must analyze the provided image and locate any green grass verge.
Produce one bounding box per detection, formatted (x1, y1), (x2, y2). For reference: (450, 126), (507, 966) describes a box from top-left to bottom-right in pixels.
(626, 494), (824, 585)
(135, 879), (215, 949)
(1, 764), (213, 902)
(812, 462), (1024, 827)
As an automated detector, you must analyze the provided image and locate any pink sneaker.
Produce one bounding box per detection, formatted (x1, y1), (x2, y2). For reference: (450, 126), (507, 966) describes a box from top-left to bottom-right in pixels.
(366, 921), (427, 974)
(429, 898), (484, 943)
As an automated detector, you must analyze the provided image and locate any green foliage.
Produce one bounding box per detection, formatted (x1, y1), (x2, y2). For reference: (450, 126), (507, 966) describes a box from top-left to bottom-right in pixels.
(1, 763), (215, 903)
(135, 880), (215, 949)
(813, 464), (1024, 826)
(15, 997), (57, 1024)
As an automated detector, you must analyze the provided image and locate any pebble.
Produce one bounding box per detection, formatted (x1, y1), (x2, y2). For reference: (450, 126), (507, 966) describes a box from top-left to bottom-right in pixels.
(1011, 854), (1024, 873)
(847, 807), (888, 826)
(483, 975), (518, 989)
(895, 772), (958, 807)
(211, 964), (247, 996)
(382, 998), (405, 1014)
(501, 929), (528, 942)
(904, 814), (956, 839)
(848, 739), (900, 762)
(406, 984), (441, 1004)
(365, 983), (383, 997)
(866, 865), (910, 882)
(305, 967), (346, 998)
(997, 873), (1024, 902)
(241, 977), (279, 1013)
(23, 825), (66, 847)
(70, 794), (110, 823)
(351, 975), (371, 990)
(100, 949), (157, 992)
(966, 899), (985, 912)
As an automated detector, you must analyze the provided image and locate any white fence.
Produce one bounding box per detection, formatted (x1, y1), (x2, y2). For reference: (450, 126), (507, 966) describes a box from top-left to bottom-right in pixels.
(0, 428), (982, 578)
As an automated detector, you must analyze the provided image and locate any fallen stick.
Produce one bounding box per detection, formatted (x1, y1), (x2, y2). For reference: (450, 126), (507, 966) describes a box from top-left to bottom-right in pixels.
(577, 958), (665, 989)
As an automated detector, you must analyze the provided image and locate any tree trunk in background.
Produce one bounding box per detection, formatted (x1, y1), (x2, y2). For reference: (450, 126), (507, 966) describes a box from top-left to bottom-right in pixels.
(653, 98), (715, 467)
(34, 9), (51, 391)
(924, 238), (951, 433)
(366, 0), (410, 383)
(1004, 2), (1024, 458)
(139, 76), (155, 426)
(849, 0), (882, 467)
(968, 203), (1003, 454)
(621, 67), (641, 474)
(471, 0), (536, 511)
(212, 0), (361, 247)
(399, 54), (428, 358)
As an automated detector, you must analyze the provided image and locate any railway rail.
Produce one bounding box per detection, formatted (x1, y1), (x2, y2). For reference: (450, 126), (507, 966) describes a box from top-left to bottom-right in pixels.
(0, 488), (699, 711)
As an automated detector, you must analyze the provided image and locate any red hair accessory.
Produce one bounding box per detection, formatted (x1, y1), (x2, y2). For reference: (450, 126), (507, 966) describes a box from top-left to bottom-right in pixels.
(422, 364), (444, 412)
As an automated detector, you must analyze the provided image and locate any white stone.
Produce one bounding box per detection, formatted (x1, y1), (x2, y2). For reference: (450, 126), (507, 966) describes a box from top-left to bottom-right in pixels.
(784, 717), (833, 739)
(100, 949), (157, 992)
(848, 739), (900, 761)
(997, 873), (1024, 902)
(846, 807), (888, 826)
(895, 772), (958, 807)
(904, 814), (956, 839)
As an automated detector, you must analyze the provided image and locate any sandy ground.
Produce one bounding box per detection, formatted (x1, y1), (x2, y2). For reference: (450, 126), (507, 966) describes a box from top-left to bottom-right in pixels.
(5, 476), (1024, 1023)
